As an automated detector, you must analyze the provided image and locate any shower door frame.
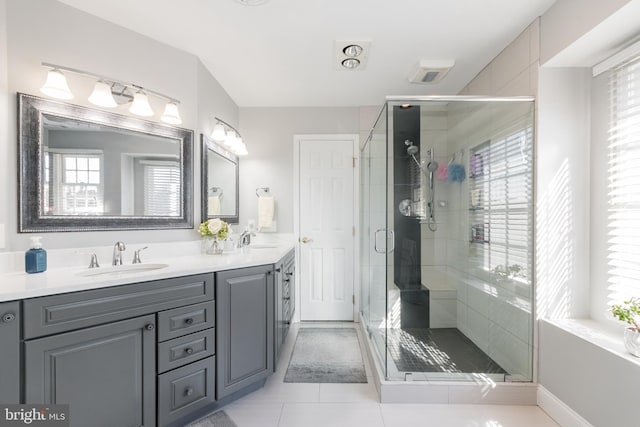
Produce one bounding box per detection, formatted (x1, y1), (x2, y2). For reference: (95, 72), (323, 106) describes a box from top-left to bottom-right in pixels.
(362, 95), (537, 384)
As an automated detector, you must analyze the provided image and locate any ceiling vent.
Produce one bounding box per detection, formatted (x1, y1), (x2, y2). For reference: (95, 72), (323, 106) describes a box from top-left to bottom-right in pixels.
(408, 59), (455, 84)
(335, 40), (371, 71)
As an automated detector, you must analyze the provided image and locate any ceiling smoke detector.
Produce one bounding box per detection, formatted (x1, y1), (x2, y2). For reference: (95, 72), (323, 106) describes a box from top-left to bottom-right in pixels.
(408, 59), (455, 84)
(335, 40), (371, 70)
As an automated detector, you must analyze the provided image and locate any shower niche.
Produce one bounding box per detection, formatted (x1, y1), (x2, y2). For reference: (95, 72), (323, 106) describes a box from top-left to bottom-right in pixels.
(360, 97), (534, 384)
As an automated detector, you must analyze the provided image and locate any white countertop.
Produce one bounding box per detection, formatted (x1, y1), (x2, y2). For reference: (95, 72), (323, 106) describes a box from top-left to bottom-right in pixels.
(0, 235), (295, 302)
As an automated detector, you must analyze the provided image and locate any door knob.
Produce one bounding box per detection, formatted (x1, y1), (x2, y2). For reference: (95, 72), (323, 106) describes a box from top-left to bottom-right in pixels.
(300, 237), (313, 244)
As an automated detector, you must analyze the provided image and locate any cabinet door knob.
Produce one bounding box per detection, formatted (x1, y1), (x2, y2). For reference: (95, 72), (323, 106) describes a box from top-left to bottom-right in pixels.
(184, 317), (194, 325)
(184, 387), (194, 396)
(275, 267), (281, 273)
(145, 323), (155, 331)
(184, 347), (194, 355)
(2, 313), (16, 323)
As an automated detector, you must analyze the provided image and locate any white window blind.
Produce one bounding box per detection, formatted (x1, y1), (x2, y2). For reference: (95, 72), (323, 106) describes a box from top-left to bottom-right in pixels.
(469, 126), (533, 285)
(608, 54), (640, 302)
(143, 161), (181, 216)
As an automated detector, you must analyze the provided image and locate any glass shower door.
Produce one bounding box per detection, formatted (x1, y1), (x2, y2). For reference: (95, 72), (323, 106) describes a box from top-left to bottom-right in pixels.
(361, 105), (388, 378)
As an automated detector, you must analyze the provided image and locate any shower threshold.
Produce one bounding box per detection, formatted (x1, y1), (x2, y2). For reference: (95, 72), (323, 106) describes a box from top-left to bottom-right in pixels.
(358, 316), (537, 404)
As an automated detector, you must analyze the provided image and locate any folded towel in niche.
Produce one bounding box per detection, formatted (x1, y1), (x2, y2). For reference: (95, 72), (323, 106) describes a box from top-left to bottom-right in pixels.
(258, 196), (274, 229)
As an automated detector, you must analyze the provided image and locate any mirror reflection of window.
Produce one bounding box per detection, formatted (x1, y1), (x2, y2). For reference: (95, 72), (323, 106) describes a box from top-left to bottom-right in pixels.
(44, 150), (104, 215)
(142, 160), (181, 216)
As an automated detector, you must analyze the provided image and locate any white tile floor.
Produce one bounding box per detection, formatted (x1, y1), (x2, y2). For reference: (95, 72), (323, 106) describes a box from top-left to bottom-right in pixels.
(223, 323), (560, 427)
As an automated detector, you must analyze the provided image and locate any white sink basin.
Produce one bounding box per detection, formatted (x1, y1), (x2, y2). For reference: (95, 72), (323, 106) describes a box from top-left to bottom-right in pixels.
(76, 263), (169, 278)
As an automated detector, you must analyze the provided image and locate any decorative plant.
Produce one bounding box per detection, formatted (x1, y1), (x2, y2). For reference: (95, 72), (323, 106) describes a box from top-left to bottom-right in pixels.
(611, 297), (640, 332)
(198, 218), (229, 240)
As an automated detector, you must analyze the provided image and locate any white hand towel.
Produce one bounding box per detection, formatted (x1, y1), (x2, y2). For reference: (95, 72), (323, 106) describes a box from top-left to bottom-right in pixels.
(258, 196), (274, 229)
(208, 196), (221, 216)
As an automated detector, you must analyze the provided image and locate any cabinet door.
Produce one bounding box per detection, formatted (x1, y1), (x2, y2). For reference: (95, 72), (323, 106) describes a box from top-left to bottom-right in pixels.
(274, 261), (285, 364)
(25, 315), (156, 427)
(0, 301), (20, 403)
(216, 265), (274, 399)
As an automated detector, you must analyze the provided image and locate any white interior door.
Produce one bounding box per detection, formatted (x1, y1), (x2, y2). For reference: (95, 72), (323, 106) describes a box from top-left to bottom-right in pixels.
(297, 136), (356, 321)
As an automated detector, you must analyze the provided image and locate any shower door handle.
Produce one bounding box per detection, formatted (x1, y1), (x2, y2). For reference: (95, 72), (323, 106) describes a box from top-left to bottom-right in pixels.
(374, 229), (395, 254)
(374, 228), (386, 254)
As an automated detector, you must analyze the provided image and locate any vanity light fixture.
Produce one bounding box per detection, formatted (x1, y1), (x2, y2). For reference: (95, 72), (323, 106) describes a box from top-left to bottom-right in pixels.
(88, 80), (118, 108)
(40, 68), (74, 100)
(129, 90), (154, 117)
(39, 62), (183, 125)
(212, 117), (248, 156)
(161, 101), (182, 125)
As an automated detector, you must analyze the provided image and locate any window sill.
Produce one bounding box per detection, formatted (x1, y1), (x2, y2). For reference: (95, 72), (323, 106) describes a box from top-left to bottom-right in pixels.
(544, 318), (640, 367)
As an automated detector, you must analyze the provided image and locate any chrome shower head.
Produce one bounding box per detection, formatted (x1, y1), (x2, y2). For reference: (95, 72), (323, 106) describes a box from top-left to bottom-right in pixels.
(405, 140), (419, 155)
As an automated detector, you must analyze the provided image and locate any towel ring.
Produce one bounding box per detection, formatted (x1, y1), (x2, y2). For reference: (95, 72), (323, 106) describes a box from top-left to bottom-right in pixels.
(256, 187), (270, 197)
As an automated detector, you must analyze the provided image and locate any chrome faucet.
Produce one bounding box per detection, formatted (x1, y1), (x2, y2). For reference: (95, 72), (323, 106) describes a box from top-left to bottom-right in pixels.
(237, 230), (256, 248)
(112, 241), (126, 265)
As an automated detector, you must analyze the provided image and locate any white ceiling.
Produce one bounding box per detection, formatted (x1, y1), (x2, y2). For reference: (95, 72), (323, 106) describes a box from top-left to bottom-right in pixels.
(57, 0), (557, 107)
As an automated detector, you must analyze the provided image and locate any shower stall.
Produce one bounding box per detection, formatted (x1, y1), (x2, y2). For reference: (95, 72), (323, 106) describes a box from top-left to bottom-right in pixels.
(360, 97), (535, 383)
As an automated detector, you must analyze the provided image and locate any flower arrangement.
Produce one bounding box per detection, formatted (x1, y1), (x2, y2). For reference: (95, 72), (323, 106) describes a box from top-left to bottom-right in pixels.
(198, 218), (230, 241)
(611, 297), (640, 332)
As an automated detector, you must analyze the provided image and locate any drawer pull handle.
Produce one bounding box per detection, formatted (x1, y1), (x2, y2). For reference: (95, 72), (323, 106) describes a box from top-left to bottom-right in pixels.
(283, 297), (290, 301)
(285, 272), (293, 277)
(145, 323), (155, 331)
(184, 318), (194, 325)
(2, 313), (16, 323)
(275, 268), (281, 273)
(184, 387), (194, 396)
(184, 347), (194, 355)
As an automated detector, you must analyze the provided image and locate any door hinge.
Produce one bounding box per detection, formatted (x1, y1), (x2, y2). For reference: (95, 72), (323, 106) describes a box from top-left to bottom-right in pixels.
(352, 226), (355, 237)
(353, 157), (356, 168)
(352, 295), (355, 305)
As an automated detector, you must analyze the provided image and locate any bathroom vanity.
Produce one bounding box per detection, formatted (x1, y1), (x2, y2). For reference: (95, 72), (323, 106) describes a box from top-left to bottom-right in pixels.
(0, 245), (295, 427)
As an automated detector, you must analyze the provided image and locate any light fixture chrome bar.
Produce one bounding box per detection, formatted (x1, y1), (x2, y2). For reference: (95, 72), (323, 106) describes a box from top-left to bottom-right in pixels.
(213, 116), (241, 137)
(41, 62), (180, 104)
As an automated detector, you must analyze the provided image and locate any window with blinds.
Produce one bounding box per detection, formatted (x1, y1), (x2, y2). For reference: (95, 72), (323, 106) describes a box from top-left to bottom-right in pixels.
(44, 151), (104, 215)
(142, 161), (181, 216)
(608, 54), (640, 302)
(468, 126), (534, 285)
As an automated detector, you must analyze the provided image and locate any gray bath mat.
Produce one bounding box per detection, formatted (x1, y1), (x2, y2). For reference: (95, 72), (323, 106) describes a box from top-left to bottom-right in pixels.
(284, 328), (367, 383)
(188, 410), (237, 427)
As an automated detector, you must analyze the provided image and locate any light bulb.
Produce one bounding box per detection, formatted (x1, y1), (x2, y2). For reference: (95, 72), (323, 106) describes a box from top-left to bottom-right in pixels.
(129, 91), (154, 117)
(88, 81), (117, 108)
(161, 101), (182, 125)
(224, 130), (238, 148)
(211, 123), (226, 142)
(40, 69), (73, 100)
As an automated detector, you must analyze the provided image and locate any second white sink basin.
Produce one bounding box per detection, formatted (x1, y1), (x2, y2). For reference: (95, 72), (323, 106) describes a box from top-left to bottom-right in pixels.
(76, 263), (169, 278)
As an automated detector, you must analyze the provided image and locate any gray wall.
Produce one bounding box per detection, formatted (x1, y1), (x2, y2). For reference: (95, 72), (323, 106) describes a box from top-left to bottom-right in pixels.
(1, 0), (238, 251)
(238, 107), (360, 232)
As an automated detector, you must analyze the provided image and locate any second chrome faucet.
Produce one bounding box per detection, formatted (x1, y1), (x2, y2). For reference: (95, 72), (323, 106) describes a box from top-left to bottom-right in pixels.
(112, 241), (126, 265)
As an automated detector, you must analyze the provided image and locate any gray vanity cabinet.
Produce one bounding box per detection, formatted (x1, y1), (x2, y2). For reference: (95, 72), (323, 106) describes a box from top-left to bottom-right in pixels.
(24, 314), (156, 427)
(0, 301), (20, 403)
(274, 249), (295, 364)
(216, 265), (274, 399)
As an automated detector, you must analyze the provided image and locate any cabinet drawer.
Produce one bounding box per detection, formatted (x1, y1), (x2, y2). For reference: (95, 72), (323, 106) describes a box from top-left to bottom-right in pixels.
(158, 329), (215, 373)
(23, 273), (214, 339)
(158, 357), (215, 427)
(157, 301), (215, 342)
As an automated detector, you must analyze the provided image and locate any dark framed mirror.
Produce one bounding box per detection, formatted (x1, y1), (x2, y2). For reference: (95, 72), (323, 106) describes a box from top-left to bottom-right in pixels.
(18, 93), (194, 232)
(200, 133), (239, 224)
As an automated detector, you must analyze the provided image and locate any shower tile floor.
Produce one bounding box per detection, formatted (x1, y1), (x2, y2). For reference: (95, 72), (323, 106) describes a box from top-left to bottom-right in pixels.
(386, 328), (507, 375)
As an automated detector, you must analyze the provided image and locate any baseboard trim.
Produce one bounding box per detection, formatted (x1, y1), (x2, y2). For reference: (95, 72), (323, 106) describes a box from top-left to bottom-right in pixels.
(537, 385), (593, 427)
